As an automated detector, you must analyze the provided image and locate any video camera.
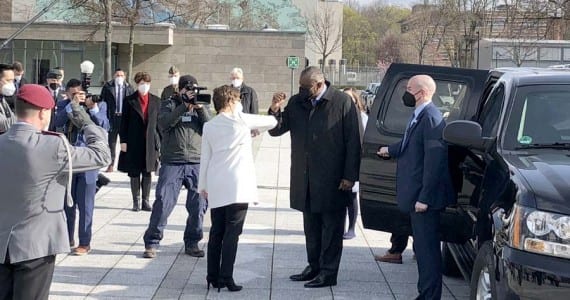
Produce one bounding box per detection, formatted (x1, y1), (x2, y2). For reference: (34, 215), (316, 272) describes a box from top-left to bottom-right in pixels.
(182, 83), (211, 105)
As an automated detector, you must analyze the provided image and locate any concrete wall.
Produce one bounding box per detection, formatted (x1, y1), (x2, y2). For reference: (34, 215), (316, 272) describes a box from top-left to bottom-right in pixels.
(117, 29), (305, 109)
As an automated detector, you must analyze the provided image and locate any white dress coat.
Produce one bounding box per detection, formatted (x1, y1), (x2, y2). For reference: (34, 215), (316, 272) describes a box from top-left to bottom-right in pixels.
(198, 111), (277, 209)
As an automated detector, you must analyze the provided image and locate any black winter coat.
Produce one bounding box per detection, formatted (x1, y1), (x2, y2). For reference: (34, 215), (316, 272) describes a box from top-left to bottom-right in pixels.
(239, 83), (259, 114)
(118, 92), (161, 176)
(269, 83), (361, 213)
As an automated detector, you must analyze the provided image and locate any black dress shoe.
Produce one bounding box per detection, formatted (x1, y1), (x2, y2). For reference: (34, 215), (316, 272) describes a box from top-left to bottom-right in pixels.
(289, 266), (319, 281)
(304, 275), (337, 288)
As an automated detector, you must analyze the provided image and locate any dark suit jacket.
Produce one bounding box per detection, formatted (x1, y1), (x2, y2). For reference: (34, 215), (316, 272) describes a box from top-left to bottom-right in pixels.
(388, 102), (455, 213)
(269, 82), (361, 213)
(100, 80), (135, 129)
(160, 85), (177, 102)
(118, 92), (161, 174)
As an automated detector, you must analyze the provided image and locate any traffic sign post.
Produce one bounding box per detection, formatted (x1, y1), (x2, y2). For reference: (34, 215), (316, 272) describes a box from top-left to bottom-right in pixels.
(287, 56), (300, 97)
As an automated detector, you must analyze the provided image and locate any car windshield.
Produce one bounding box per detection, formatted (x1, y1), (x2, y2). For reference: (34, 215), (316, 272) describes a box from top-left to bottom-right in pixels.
(503, 85), (570, 150)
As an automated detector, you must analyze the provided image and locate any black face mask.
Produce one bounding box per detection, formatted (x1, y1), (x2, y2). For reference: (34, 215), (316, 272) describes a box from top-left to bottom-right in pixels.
(298, 87), (311, 100)
(402, 91), (417, 107)
(49, 83), (58, 90)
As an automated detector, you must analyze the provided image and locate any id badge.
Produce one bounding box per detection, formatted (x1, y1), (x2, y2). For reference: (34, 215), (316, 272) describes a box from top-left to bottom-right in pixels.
(181, 115), (192, 122)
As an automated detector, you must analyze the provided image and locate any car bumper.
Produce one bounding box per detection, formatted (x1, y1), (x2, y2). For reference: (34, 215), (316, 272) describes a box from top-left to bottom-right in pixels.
(502, 246), (570, 299)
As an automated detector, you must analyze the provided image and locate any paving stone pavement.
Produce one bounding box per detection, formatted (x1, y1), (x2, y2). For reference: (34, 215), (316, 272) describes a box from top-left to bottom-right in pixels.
(49, 133), (470, 300)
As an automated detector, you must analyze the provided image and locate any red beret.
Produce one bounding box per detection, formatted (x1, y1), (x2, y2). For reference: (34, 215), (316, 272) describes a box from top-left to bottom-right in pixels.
(17, 84), (56, 109)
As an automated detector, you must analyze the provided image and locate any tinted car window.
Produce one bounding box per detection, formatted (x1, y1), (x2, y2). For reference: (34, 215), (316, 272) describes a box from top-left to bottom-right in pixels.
(382, 79), (469, 133)
(503, 85), (570, 149)
(479, 84), (505, 138)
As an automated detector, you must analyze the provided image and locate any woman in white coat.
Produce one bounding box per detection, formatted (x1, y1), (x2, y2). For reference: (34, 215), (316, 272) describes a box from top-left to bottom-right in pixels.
(198, 85), (277, 292)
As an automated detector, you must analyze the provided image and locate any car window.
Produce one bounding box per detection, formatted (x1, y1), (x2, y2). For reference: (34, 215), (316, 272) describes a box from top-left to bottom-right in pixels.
(479, 84), (505, 138)
(381, 78), (469, 133)
(503, 85), (570, 149)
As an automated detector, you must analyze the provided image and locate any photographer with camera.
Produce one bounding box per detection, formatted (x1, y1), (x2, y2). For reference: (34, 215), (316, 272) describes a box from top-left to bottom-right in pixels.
(142, 75), (211, 259)
(53, 79), (109, 256)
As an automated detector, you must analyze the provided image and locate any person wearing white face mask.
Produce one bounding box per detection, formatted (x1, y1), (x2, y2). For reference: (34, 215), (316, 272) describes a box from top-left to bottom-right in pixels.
(161, 65), (180, 101)
(0, 64), (17, 134)
(230, 67), (258, 114)
(198, 85), (276, 291)
(117, 72), (160, 213)
(100, 68), (134, 172)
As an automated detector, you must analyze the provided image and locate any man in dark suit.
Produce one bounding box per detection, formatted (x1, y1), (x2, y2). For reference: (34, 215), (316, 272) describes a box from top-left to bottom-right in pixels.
(378, 75), (455, 300)
(230, 67), (258, 114)
(269, 66), (361, 288)
(54, 79), (110, 256)
(100, 68), (134, 172)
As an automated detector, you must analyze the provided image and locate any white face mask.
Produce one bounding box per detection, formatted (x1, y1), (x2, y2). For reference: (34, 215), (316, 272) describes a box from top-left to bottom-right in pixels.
(169, 76), (179, 85)
(233, 101), (243, 115)
(115, 77), (125, 86)
(138, 83), (150, 95)
(231, 79), (243, 88)
(2, 82), (16, 97)
(15, 75), (22, 82)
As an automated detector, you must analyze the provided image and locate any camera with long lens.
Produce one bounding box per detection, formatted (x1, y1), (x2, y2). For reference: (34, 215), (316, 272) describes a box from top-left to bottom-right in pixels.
(181, 84), (211, 105)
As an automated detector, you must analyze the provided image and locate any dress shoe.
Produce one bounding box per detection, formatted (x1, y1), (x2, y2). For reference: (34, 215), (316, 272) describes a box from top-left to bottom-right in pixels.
(374, 252), (403, 264)
(185, 245), (205, 257)
(141, 199), (152, 211)
(289, 266), (319, 281)
(221, 278), (242, 292)
(71, 245), (91, 256)
(343, 229), (356, 239)
(304, 275), (337, 288)
(143, 248), (156, 258)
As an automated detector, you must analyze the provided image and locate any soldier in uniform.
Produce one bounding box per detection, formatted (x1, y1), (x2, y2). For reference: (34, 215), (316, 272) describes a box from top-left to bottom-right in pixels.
(0, 84), (111, 299)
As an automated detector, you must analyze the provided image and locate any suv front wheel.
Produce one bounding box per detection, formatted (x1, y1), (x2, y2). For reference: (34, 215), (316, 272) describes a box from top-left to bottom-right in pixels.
(469, 241), (497, 300)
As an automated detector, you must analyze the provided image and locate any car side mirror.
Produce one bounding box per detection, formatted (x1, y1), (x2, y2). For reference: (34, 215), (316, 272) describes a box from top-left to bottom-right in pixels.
(443, 120), (493, 151)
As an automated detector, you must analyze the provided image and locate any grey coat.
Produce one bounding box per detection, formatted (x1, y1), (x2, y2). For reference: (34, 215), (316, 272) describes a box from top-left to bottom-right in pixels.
(268, 83), (361, 213)
(0, 104), (111, 263)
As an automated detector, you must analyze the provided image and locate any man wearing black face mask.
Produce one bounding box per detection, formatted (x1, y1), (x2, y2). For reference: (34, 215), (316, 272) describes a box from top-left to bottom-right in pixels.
(45, 69), (67, 131)
(268, 67), (361, 288)
(378, 75), (454, 300)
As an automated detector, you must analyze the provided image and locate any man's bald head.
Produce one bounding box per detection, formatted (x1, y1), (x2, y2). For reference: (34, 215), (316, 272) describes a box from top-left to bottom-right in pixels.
(407, 75), (436, 106)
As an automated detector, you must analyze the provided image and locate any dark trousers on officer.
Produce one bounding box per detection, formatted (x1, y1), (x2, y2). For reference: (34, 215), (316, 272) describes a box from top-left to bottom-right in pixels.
(65, 173), (97, 246)
(108, 114), (122, 165)
(411, 209), (442, 300)
(303, 208), (345, 280)
(207, 203), (249, 281)
(0, 254), (55, 300)
(143, 163), (207, 249)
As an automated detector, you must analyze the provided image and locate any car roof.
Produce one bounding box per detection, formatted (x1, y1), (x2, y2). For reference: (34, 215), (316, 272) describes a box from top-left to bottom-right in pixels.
(492, 67), (570, 86)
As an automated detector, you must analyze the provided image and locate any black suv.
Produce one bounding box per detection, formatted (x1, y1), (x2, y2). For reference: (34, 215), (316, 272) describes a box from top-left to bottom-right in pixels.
(360, 63), (570, 299)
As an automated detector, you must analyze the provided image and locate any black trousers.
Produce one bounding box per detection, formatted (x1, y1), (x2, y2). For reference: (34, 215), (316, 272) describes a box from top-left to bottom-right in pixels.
(303, 209), (345, 279)
(389, 232), (409, 254)
(411, 210), (442, 300)
(0, 255), (56, 300)
(207, 203), (249, 281)
(108, 115), (122, 165)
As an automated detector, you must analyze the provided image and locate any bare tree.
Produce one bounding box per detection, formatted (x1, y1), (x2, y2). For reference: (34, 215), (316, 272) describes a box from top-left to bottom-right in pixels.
(376, 32), (403, 64)
(305, 3), (343, 70)
(494, 0), (551, 66)
(405, 5), (449, 64)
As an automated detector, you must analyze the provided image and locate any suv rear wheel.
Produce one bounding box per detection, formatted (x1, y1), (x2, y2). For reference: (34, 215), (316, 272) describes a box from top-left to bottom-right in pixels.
(469, 241), (497, 300)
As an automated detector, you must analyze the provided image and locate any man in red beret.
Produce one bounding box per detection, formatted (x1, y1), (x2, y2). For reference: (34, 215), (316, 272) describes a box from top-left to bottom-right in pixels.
(0, 84), (111, 299)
